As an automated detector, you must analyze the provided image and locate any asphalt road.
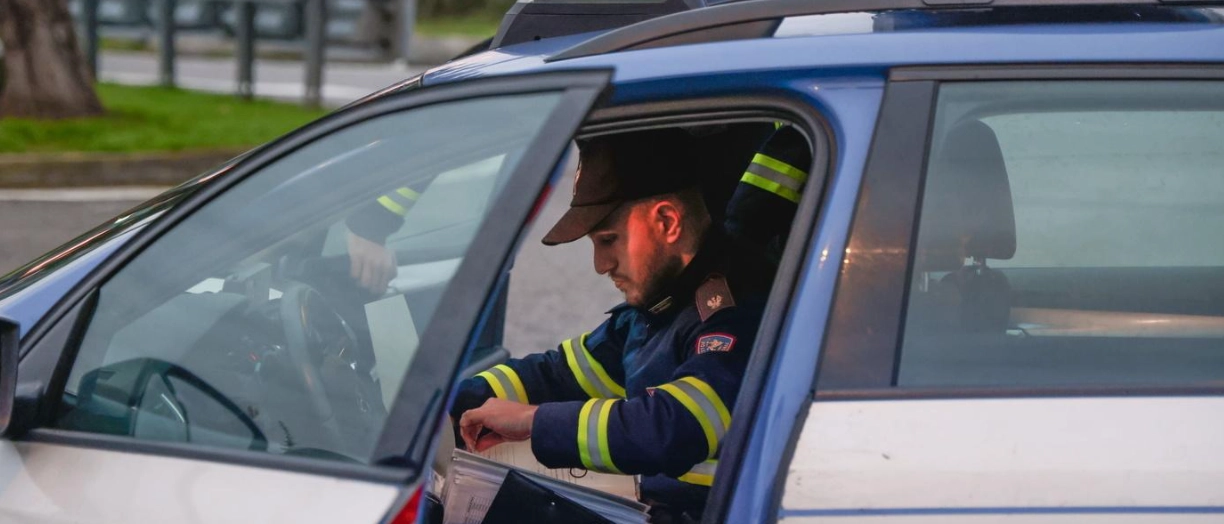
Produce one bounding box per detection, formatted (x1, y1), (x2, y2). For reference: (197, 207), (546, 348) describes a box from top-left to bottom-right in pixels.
(0, 189), (159, 276)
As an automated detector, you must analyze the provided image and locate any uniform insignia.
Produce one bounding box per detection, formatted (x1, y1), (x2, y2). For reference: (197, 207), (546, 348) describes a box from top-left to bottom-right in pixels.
(696, 333), (736, 354)
(695, 274), (736, 322)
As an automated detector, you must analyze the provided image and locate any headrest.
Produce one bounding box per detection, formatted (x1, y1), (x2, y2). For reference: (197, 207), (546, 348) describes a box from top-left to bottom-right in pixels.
(915, 120), (1017, 272)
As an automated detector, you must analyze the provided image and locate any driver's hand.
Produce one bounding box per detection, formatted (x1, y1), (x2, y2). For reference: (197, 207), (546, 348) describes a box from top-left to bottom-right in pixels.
(459, 398), (537, 453)
(347, 231), (397, 295)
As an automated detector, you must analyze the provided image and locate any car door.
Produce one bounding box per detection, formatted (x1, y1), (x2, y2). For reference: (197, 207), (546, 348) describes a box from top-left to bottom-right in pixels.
(0, 70), (610, 524)
(779, 67), (1224, 522)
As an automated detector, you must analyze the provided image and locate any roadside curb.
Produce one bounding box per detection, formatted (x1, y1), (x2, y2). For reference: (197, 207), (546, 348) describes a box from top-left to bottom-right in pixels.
(0, 149), (246, 188)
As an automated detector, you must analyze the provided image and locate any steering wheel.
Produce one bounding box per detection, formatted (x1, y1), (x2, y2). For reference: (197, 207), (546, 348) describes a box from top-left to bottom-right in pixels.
(278, 281), (363, 452)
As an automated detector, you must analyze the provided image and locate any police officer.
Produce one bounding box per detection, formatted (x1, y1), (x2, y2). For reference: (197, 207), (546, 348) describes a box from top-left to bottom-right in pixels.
(724, 124), (812, 263)
(450, 129), (776, 520)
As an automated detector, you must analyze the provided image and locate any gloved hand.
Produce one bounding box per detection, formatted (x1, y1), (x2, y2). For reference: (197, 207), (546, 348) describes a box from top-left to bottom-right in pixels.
(347, 231), (397, 295)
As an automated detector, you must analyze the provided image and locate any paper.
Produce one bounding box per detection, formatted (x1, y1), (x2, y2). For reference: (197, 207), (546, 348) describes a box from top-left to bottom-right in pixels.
(364, 294), (419, 405)
(476, 440), (638, 500)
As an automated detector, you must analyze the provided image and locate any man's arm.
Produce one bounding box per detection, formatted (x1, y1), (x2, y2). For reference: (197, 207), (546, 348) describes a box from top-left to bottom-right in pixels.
(471, 305), (760, 480)
(344, 186), (421, 294)
(450, 315), (630, 425)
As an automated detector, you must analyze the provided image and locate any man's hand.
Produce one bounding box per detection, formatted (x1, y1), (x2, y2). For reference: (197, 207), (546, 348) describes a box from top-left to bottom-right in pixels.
(347, 231), (397, 295)
(458, 398), (538, 452)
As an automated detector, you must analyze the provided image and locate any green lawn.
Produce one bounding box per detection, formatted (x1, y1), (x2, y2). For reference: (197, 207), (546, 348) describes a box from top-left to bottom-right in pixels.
(0, 83), (329, 154)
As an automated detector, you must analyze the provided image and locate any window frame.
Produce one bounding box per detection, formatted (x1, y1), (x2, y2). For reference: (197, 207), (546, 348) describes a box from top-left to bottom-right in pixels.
(814, 64), (1224, 400)
(10, 70), (613, 485)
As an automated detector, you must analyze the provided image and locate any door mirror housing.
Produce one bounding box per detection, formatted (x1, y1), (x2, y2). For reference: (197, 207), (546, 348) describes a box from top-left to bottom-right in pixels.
(0, 317), (18, 436)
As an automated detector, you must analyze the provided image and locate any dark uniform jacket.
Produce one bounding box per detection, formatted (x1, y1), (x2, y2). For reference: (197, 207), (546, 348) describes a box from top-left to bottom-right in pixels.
(451, 229), (774, 514)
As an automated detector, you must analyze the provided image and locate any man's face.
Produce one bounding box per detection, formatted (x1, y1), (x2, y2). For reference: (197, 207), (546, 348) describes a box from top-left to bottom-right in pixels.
(588, 201), (683, 307)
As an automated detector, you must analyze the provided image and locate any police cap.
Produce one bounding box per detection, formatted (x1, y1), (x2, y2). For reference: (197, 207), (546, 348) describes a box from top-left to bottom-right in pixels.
(542, 129), (701, 246)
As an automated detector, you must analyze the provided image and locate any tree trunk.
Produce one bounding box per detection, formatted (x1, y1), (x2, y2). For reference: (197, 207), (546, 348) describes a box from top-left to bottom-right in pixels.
(0, 0), (103, 119)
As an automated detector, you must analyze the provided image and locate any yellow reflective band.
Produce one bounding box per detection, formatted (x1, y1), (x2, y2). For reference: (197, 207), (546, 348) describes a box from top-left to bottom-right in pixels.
(774, 121), (784, 130)
(678, 472), (714, 486)
(475, 370), (508, 400)
(658, 383), (719, 456)
(377, 195), (408, 216)
(658, 376), (731, 458)
(395, 187), (421, 201)
(578, 399), (597, 470)
(475, 365), (527, 403)
(580, 333), (626, 398)
(498, 365), (528, 404)
(678, 376), (731, 430)
(563, 338), (603, 398)
(752, 153), (807, 183)
(742, 173), (801, 204)
(678, 459), (718, 486)
(562, 334), (625, 399)
(596, 398), (622, 474)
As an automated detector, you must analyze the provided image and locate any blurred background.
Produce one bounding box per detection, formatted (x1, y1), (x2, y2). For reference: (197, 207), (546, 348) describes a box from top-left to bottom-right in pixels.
(0, 0), (620, 354)
(0, 0), (506, 274)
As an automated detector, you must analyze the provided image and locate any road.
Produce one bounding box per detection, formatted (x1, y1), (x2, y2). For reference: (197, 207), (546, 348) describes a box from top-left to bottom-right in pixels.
(99, 51), (425, 107)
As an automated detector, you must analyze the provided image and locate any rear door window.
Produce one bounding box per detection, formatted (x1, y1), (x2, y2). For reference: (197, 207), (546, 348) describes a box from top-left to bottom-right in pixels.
(899, 80), (1224, 387)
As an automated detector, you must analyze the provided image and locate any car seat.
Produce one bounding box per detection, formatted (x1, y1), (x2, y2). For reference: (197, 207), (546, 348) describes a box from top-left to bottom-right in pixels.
(912, 120), (1017, 333)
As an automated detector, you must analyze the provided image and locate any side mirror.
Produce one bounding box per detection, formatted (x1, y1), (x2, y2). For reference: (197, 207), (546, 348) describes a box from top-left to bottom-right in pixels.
(0, 317), (18, 436)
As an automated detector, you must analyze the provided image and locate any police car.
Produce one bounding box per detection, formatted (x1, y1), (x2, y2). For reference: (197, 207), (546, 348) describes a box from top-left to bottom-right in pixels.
(1, 0), (1223, 521)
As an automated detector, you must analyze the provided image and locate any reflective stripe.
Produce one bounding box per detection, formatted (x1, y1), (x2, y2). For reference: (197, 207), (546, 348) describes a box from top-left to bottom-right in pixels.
(742, 173), (801, 203)
(752, 153), (808, 183)
(678, 459), (718, 486)
(658, 377), (731, 458)
(376, 187), (421, 216)
(377, 196), (408, 216)
(742, 153), (807, 204)
(562, 333), (626, 399)
(475, 365), (528, 404)
(577, 398), (622, 473)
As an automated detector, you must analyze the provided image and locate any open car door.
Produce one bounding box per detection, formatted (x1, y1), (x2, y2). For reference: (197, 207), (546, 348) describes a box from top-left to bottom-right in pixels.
(0, 70), (610, 524)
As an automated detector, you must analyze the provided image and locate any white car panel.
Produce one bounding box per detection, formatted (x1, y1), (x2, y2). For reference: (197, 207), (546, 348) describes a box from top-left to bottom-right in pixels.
(0, 441), (402, 524)
(780, 397), (1224, 521)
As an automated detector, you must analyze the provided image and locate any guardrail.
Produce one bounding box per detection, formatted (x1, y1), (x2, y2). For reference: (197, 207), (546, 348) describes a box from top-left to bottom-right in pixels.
(77, 0), (331, 108)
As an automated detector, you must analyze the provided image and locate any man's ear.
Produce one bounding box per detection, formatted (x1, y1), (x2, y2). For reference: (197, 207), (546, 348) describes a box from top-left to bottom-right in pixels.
(651, 200), (683, 244)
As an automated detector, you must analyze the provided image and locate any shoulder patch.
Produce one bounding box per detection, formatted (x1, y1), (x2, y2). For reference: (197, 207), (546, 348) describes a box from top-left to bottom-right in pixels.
(696, 333), (737, 355)
(696, 274), (736, 322)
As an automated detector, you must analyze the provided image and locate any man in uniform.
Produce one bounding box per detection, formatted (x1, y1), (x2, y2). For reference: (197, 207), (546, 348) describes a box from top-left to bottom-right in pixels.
(450, 129), (777, 520)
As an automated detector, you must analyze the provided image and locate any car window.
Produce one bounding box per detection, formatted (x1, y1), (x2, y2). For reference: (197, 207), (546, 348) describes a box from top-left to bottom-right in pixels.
(899, 80), (1224, 388)
(53, 92), (566, 463)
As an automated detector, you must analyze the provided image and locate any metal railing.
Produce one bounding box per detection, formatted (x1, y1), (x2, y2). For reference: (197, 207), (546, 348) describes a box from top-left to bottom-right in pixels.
(77, 0), (330, 108)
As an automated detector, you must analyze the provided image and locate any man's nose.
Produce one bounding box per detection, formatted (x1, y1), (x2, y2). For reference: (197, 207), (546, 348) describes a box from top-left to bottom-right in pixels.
(593, 249), (614, 275)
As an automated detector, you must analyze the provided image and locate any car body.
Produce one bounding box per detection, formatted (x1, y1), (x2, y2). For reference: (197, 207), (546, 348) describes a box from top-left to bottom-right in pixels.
(3, 1), (1224, 522)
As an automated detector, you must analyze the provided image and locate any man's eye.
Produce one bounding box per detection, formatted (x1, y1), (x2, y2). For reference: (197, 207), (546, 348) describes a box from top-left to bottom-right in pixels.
(599, 235), (617, 245)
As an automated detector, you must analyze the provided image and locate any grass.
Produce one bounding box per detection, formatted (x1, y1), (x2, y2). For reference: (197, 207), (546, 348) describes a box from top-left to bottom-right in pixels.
(0, 83), (329, 154)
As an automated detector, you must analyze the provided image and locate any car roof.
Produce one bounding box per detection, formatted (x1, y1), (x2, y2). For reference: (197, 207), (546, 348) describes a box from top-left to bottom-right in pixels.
(425, 14), (1224, 88)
